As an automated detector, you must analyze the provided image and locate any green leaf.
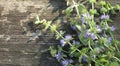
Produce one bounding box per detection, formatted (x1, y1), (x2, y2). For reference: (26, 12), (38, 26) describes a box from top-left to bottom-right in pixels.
(70, 49), (77, 55)
(70, 45), (77, 54)
(100, 1), (106, 6)
(110, 62), (119, 66)
(115, 51), (120, 58)
(55, 31), (65, 39)
(95, 63), (99, 66)
(58, 45), (63, 52)
(35, 21), (40, 24)
(78, 31), (88, 44)
(81, 48), (89, 54)
(50, 24), (57, 33)
(78, 55), (82, 63)
(100, 37), (107, 44)
(76, 25), (81, 31)
(90, 9), (97, 15)
(35, 15), (41, 24)
(101, 54), (107, 58)
(90, 21), (96, 28)
(111, 9), (116, 14)
(78, 4), (87, 13)
(100, 58), (108, 63)
(93, 47), (102, 54)
(44, 21), (52, 30)
(70, 45), (76, 50)
(101, 7), (107, 13)
(49, 46), (57, 57)
(79, 64), (83, 66)
(115, 4), (120, 10)
(70, 51), (80, 57)
(66, 6), (73, 15)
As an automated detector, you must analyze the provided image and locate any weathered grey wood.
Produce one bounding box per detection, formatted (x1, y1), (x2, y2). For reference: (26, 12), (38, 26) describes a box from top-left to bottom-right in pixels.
(0, 0), (62, 66)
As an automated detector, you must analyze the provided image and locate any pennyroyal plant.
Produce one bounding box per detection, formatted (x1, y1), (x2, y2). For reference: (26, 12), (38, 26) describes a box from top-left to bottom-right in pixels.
(33, 0), (120, 66)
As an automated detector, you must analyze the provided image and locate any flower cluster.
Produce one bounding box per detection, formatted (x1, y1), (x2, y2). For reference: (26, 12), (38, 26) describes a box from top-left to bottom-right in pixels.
(80, 13), (92, 24)
(34, 0), (120, 66)
(61, 59), (74, 66)
(55, 52), (74, 66)
(55, 52), (63, 61)
(100, 14), (110, 20)
(84, 30), (98, 40)
(60, 34), (72, 47)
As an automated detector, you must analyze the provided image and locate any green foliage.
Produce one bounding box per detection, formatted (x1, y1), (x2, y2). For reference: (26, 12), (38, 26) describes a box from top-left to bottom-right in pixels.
(78, 4), (87, 14)
(90, 9), (97, 15)
(33, 0), (120, 66)
(101, 7), (108, 13)
(115, 4), (120, 10)
(49, 46), (57, 57)
(110, 62), (119, 66)
(35, 15), (41, 24)
(100, 1), (106, 6)
(66, 6), (73, 15)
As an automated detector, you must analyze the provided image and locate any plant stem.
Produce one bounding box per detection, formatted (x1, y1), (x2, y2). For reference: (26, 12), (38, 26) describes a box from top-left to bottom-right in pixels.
(49, 25), (82, 53)
(113, 57), (120, 62)
(88, 40), (93, 51)
(72, 0), (80, 18)
(114, 42), (120, 52)
(91, 2), (94, 21)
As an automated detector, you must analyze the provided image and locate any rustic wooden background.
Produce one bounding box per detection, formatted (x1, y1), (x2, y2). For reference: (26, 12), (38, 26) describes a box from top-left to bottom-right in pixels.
(0, 0), (120, 66)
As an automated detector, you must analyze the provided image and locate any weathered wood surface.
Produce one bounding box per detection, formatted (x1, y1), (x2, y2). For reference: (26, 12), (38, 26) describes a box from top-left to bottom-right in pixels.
(0, 0), (119, 66)
(0, 0), (64, 66)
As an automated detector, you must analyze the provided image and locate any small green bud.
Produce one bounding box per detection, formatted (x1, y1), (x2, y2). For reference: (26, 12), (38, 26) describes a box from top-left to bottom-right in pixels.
(100, 1), (106, 6)
(89, 0), (96, 3)
(115, 4), (120, 10)
(101, 7), (107, 13)
(35, 21), (40, 24)
(35, 15), (41, 24)
(90, 9), (97, 15)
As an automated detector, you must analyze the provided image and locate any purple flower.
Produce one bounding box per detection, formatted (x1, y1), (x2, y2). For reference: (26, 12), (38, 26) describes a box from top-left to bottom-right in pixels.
(84, 31), (91, 38)
(61, 60), (68, 66)
(80, 17), (87, 24)
(60, 39), (66, 46)
(82, 55), (87, 62)
(68, 59), (74, 63)
(75, 41), (80, 44)
(107, 37), (112, 43)
(84, 30), (98, 40)
(82, 13), (88, 17)
(90, 33), (98, 40)
(110, 26), (115, 31)
(65, 34), (72, 40)
(95, 47), (104, 53)
(55, 52), (63, 61)
(71, 26), (77, 30)
(80, 13), (92, 24)
(82, 13), (91, 18)
(100, 14), (110, 20)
